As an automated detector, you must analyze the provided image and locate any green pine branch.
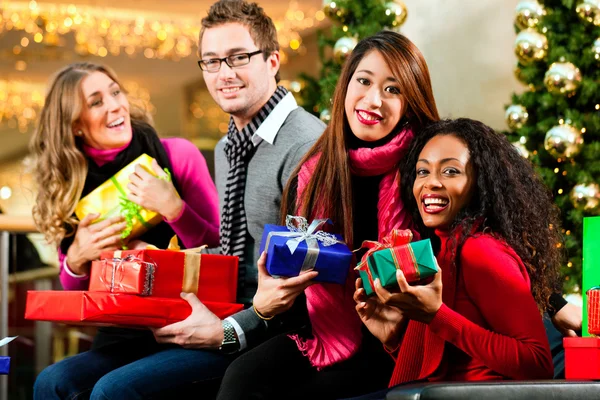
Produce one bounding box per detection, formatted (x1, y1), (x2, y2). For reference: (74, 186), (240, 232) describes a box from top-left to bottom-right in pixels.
(505, 0), (600, 293)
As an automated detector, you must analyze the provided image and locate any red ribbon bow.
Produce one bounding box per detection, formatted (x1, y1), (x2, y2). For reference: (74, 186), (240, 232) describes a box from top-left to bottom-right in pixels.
(355, 229), (414, 292)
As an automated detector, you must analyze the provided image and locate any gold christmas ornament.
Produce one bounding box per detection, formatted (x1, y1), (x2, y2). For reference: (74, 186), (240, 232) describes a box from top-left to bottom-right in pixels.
(570, 183), (600, 213)
(322, 0), (347, 21)
(333, 36), (358, 64)
(543, 62), (582, 96)
(544, 124), (584, 159)
(514, 29), (548, 64)
(514, 63), (528, 84)
(512, 141), (530, 158)
(385, 1), (408, 28)
(576, 0), (600, 26)
(593, 37), (600, 61)
(505, 104), (529, 130)
(323, 0), (337, 18)
(319, 109), (331, 123)
(515, 0), (546, 31)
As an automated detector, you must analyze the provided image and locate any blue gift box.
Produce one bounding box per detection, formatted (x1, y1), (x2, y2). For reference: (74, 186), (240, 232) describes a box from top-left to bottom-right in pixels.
(0, 336), (16, 375)
(259, 219), (352, 285)
(0, 356), (9, 375)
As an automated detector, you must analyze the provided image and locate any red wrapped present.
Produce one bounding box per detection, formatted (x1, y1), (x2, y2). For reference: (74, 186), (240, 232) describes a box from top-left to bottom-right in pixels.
(24, 291), (243, 328)
(589, 288), (600, 336)
(95, 244), (238, 303)
(90, 259), (155, 296)
(564, 337), (600, 380)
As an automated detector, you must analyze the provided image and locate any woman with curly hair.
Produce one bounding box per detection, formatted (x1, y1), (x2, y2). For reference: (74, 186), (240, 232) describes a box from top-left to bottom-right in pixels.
(32, 62), (220, 398)
(355, 118), (559, 387)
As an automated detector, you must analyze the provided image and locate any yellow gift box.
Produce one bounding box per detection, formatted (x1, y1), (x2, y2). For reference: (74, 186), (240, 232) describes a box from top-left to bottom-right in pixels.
(75, 153), (164, 243)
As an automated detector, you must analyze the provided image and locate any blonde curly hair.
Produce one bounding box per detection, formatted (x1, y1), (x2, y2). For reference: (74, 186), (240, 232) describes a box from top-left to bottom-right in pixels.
(30, 62), (151, 245)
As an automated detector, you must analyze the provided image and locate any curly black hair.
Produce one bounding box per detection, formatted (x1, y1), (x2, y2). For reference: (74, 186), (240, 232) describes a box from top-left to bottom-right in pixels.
(400, 118), (563, 312)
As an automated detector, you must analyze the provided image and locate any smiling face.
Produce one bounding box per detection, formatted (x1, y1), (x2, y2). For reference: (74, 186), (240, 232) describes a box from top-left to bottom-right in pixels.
(413, 134), (476, 230)
(200, 22), (279, 129)
(73, 71), (132, 150)
(344, 50), (407, 142)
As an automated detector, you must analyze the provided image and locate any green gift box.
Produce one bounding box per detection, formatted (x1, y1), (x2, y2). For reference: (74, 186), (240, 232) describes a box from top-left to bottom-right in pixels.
(357, 231), (438, 296)
(583, 216), (600, 337)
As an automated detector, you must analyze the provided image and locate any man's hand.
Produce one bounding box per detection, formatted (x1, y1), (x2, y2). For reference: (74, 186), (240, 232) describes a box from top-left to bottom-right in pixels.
(252, 252), (318, 318)
(354, 278), (407, 350)
(152, 292), (224, 349)
(552, 302), (582, 337)
(127, 159), (183, 221)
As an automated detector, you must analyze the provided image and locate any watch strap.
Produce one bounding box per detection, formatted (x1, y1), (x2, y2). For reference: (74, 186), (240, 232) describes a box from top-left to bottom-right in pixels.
(220, 319), (239, 353)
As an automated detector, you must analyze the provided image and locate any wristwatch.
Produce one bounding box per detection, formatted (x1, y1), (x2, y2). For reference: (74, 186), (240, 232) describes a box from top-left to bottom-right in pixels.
(220, 319), (240, 353)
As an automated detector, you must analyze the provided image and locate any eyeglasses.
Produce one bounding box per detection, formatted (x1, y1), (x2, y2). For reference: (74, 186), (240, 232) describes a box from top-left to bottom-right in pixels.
(198, 50), (263, 72)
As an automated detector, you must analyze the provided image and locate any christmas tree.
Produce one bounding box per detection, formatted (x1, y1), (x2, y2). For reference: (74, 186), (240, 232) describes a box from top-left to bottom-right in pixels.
(505, 0), (600, 293)
(300, 0), (408, 121)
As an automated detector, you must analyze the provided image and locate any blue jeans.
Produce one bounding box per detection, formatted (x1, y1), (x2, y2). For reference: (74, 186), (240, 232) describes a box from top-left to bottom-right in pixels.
(543, 313), (565, 379)
(33, 336), (233, 400)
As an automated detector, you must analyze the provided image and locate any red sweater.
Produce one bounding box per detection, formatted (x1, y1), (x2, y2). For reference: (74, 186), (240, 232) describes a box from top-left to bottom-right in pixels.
(389, 230), (553, 386)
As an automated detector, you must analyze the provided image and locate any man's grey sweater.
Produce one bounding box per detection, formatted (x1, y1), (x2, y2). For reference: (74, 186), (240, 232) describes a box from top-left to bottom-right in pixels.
(214, 106), (325, 348)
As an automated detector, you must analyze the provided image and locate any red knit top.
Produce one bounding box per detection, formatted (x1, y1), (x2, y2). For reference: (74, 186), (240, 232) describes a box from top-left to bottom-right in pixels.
(388, 230), (553, 386)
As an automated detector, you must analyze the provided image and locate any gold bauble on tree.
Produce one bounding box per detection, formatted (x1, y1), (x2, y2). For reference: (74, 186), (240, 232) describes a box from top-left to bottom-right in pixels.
(505, 104), (529, 130)
(544, 124), (584, 159)
(514, 63), (528, 84)
(514, 29), (548, 64)
(515, 0), (546, 31)
(576, 0), (600, 26)
(385, 1), (408, 28)
(322, 0), (347, 21)
(593, 37), (600, 62)
(543, 62), (582, 96)
(512, 141), (530, 158)
(323, 0), (337, 18)
(333, 36), (358, 64)
(319, 109), (331, 123)
(570, 183), (600, 213)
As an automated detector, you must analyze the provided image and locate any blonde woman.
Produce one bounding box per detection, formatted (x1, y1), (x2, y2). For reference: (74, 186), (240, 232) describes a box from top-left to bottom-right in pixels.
(32, 62), (220, 399)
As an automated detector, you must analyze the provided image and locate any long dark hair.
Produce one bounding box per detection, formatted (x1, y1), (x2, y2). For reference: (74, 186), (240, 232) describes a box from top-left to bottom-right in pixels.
(401, 118), (562, 312)
(281, 30), (439, 248)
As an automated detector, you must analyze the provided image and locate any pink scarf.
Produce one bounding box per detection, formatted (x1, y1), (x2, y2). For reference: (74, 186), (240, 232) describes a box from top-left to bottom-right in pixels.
(83, 141), (130, 167)
(290, 127), (417, 369)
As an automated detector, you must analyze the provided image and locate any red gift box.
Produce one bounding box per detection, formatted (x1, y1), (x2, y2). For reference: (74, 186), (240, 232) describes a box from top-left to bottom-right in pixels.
(24, 291), (243, 328)
(589, 288), (600, 336)
(95, 249), (238, 303)
(564, 337), (600, 380)
(90, 259), (154, 296)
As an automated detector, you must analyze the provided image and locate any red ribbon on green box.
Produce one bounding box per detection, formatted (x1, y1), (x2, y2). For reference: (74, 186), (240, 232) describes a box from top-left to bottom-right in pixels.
(355, 229), (438, 296)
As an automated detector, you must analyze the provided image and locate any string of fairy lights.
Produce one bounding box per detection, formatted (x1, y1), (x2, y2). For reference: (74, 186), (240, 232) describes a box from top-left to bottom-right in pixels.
(0, 0), (327, 132)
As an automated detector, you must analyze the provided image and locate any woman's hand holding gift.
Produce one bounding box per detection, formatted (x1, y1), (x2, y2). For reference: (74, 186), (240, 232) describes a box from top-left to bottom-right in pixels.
(127, 159), (183, 221)
(372, 261), (443, 325)
(354, 277), (407, 351)
(252, 252), (318, 318)
(66, 213), (126, 275)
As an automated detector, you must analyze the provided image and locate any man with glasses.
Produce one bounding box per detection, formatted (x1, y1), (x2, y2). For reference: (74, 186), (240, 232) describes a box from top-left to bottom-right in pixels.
(149, 0), (325, 395)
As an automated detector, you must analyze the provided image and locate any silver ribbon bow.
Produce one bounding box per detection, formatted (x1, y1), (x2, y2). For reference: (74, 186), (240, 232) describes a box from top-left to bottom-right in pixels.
(264, 215), (340, 272)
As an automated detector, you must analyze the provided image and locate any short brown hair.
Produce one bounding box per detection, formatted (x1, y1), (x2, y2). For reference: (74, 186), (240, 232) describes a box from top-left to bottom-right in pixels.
(200, 0), (280, 81)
